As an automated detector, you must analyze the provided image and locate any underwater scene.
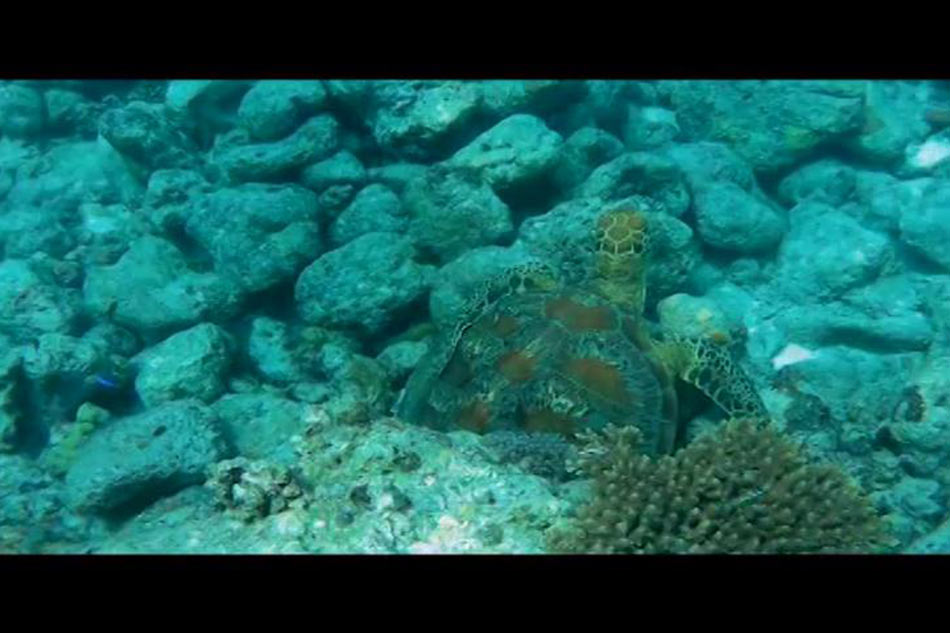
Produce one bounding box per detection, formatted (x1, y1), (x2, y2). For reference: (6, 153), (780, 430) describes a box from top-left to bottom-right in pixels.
(1, 78), (949, 554)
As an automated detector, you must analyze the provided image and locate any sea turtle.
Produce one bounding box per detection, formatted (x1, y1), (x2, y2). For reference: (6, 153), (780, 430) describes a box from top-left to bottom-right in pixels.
(397, 207), (767, 455)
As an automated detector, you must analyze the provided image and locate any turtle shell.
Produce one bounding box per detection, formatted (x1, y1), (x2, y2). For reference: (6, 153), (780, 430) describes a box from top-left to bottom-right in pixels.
(399, 284), (672, 453)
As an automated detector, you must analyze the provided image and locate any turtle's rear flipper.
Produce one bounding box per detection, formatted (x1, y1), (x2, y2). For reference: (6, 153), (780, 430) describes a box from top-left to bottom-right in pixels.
(665, 335), (769, 423)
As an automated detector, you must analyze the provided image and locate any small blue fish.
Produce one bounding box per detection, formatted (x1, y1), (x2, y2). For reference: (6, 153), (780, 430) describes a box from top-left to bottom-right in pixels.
(93, 373), (120, 390)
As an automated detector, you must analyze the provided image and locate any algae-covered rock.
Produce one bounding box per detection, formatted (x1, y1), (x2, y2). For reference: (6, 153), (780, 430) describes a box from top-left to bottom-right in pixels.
(661, 141), (757, 192)
(845, 80), (932, 166)
(664, 79), (865, 173)
(656, 293), (736, 341)
(294, 415), (565, 553)
(853, 170), (930, 234)
(211, 393), (310, 465)
(0, 260), (81, 341)
(186, 184), (321, 293)
(237, 80), (327, 141)
(551, 126), (625, 192)
(404, 165), (513, 263)
(692, 179), (786, 253)
(899, 179), (950, 271)
(365, 80), (483, 161)
(447, 114), (564, 191)
(44, 88), (100, 137)
(247, 317), (303, 385)
(365, 162), (427, 195)
(4, 140), (142, 216)
(212, 114), (340, 183)
(777, 158), (858, 207)
(82, 235), (243, 337)
(300, 150), (368, 215)
(65, 399), (229, 514)
(622, 105), (680, 150)
(98, 101), (199, 171)
(777, 202), (894, 301)
(0, 84), (45, 139)
(479, 80), (586, 119)
(0, 205), (74, 259)
(295, 232), (435, 337)
(0, 453), (91, 552)
(376, 340), (429, 385)
(574, 151), (691, 216)
(133, 323), (233, 407)
(329, 183), (406, 247)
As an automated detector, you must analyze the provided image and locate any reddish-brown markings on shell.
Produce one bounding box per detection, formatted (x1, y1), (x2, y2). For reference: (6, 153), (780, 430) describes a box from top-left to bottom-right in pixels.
(562, 357), (633, 406)
(523, 408), (577, 435)
(488, 314), (520, 338)
(456, 400), (492, 433)
(497, 350), (536, 383)
(544, 296), (616, 332)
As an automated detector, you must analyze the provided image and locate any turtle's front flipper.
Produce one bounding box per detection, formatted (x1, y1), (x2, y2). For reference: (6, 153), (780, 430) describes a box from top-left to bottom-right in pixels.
(661, 334), (769, 423)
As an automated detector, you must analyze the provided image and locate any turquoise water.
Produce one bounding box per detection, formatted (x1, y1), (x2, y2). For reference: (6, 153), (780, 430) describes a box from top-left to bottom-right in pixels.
(1, 79), (948, 553)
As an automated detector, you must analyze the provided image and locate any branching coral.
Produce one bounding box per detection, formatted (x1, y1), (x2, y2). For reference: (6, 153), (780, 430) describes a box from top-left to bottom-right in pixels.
(547, 418), (891, 554)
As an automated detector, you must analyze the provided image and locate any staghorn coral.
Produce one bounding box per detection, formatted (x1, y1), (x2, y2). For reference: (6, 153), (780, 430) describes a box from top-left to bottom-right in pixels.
(547, 418), (891, 554)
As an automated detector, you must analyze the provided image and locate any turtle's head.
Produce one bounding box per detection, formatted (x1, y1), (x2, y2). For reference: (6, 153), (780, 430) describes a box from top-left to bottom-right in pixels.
(594, 209), (649, 313)
(595, 209), (650, 281)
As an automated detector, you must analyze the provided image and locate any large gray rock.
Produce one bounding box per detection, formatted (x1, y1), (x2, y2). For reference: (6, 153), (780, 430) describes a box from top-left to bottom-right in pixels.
(65, 400), (229, 514)
(133, 323), (233, 407)
(186, 184), (321, 293)
(692, 180), (786, 253)
(295, 232), (435, 336)
(99, 101), (199, 171)
(661, 141), (757, 192)
(300, 150), (367, 192)
(573, 152), (691, 216)
(447, 114), (563, 191)
(212, 114), (340, 183)
(3, 141), (142, 217)
(845, 80), (932, 165)
(0, 260), (81, 341)
(404, 165), (513, 264)
(777, 158), (858, 207)
(899, 180), (950, 271)
(852, 171), (930, 233)
(247, 317), (303, 384)
(479, 80), (587, 119)
(43, 88), (103, 139)
(663, 80), (865, 173)
(777, 202), (894, 301)
(622, 105), (680, 150)
(329, 184), (406, 247)
(237, 80), (328, 141)
(0, 205), (74, 258)
(82, 236), (244, 337)
(551, 126), (625, 192)
(211, 394), (309, 465)
(0, 84), (45, 138)
(363, 80), (483, 161)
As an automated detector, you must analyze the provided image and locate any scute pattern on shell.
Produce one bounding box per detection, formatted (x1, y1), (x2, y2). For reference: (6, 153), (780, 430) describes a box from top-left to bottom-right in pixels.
(402, 283), (670, 452)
